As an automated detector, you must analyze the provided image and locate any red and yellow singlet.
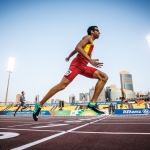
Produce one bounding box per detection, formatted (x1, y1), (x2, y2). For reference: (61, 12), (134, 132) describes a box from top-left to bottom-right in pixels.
(64, 42), (97, 81)
(70, 42), (94, 69)
(82, 42), (94, 57)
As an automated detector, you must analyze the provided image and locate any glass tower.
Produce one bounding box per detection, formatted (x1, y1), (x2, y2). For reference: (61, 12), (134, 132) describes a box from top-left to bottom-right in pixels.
(120, 70), (134, 91)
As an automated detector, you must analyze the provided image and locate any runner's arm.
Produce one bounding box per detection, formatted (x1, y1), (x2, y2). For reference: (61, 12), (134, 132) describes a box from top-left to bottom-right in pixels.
(75, 35), (103, 68)
(65, 49), (77, 61)
(75, 36), (92, 61)
(20, 96), (23, 102)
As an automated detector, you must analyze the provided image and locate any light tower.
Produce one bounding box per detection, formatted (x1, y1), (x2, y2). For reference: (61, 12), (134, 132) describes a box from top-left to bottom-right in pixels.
(5, 57), (15, 105)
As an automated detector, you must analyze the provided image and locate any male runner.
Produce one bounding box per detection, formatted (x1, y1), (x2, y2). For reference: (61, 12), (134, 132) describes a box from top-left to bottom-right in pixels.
(33, 26), (108, 121)
(14, 91), (30, 116)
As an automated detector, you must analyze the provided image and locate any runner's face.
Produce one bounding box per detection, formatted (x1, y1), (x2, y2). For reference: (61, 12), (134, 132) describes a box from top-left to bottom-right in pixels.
(94, 27), (100, 39)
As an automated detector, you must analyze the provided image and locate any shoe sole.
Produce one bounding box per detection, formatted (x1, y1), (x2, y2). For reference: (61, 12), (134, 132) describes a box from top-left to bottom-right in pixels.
(33, 114), (38, 121)
(88, 105), (105, 114)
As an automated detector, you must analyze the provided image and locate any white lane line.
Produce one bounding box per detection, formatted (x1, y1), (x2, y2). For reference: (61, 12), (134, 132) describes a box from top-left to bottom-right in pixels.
(99, 120), (150, 121)
(70, 131), (150, 135)
(0, 121), (42, 123)
(8, 124), (37, 127)
(94, 123), (150, 124)
(65, 121), (82, 123)
(8, 120), (65, 127)
(11, 115), (110, 150)
(0, 128), (63, 132)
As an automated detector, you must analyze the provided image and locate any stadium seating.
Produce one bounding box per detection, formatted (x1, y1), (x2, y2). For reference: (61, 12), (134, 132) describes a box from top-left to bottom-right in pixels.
(55, 106), (76, 111)
(41, 106), (53, 111)
(7, 106), (17, 111)
(117, 104), (129, 109)
(98, 104), (109, 109)
(0, 106), (7, 111)
(132, 103), (145, 109)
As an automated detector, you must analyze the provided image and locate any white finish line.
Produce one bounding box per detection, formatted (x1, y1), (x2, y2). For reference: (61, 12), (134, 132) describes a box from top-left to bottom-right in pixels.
(11, 116), (110, 150)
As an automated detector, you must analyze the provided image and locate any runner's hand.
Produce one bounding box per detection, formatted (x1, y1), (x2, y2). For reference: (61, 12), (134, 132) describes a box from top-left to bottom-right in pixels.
(65, 57), (70, 62)
(90, 59), (103, 68)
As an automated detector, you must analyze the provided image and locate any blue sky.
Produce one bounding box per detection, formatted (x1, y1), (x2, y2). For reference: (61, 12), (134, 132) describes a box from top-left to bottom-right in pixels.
(0, 0), (150, 103)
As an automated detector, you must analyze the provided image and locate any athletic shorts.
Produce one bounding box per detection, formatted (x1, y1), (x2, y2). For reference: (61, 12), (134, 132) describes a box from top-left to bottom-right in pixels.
(64, 65), (97, 82)
(20, 102), (25, 106)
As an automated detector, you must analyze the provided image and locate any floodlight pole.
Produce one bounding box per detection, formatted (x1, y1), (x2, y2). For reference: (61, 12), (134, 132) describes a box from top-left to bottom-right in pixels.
(5, 57), (15, 105)
(5, 72), (11, 105)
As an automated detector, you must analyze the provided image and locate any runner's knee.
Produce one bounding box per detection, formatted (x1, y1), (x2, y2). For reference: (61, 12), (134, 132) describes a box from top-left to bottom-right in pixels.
(103, 73), (108, 82)
(96, 71), (108, 82)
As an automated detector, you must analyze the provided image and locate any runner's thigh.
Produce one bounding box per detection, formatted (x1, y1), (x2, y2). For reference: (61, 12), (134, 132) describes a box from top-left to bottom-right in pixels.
(64, 65), (83, 82)
(80, 66), (97, 78)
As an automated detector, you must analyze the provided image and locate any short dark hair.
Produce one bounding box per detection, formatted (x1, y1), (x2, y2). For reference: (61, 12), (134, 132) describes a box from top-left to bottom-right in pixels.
(87, 26), (98, 35)
(21, 91), (24, 94)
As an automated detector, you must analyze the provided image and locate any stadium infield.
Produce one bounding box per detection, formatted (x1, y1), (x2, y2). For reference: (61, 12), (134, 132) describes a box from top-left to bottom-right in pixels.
(0, 115), (150, 150)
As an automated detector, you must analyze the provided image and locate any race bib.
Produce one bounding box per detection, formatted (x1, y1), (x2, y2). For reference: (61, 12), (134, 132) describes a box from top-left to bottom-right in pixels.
(65, 70), (72, 76)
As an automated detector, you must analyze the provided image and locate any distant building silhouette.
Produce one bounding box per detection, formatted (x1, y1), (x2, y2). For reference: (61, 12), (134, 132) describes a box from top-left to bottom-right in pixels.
(106, 84), (122, 100)
(69, 94), (75, 103)
(120, 70), (135, 99)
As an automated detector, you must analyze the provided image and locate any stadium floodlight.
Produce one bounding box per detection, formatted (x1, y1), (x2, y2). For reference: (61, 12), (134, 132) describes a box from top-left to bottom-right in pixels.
(7, 57), (15, 72)
(5, 57), (15, 104)
(146, 35), (150, 48)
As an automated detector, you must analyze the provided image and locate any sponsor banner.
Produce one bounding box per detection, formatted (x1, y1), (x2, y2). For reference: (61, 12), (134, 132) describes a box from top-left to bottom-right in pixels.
(26, 103), (59, 106)
(70, 101), (120, 106)
(114, 109), (150, 115)
(0, 109), (109, 116)
(70, 109), (109, 116)
(3, 111), (51, 116)
(54, 110), (71, 116)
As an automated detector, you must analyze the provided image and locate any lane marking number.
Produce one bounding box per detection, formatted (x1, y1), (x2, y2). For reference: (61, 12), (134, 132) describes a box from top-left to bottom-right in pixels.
(0, 132), (19, 139)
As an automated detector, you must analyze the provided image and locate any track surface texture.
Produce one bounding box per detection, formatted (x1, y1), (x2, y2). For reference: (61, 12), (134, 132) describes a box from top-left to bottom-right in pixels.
(0, 115), (150, 150)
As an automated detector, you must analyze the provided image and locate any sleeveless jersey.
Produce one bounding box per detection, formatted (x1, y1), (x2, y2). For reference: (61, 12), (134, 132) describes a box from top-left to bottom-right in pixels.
(71, 42), (94, 69)
(21, 96), (25, 101)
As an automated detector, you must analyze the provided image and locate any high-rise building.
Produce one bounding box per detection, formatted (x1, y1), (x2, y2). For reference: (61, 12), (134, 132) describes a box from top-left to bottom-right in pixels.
(120, 70), (134, 91)
(69, 94), (75, 103)
(97, 88), (106, 101)
(79, 93), (84, 101)
(106, 84), (122, 100)
(89, 86), (95, 100)
(79, 93), (89, 101)
(51, 99), (54, 104)
(34, 95), (39, 103)
(89, 86), (105, 101)
(120, 70), (135, 99)
(16, 94), (21, 104)
(85, 93), (90, 101)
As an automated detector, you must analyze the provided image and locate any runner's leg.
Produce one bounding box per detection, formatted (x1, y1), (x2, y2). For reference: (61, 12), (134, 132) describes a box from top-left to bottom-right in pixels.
(33, 65), (82, 121)
(40, 66), (82, 106)
(91, 70), (108, 102)
(14, 105), (21, 116)
(80, 66), (108, 113)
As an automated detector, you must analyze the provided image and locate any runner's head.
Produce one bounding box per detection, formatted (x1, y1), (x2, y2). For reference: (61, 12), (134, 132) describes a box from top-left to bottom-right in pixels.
(21, 91), (25, 95)
(87, 26), (100, 39)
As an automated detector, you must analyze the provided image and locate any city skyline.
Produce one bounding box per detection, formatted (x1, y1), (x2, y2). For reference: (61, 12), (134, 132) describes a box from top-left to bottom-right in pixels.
(1, 68), (150, 103)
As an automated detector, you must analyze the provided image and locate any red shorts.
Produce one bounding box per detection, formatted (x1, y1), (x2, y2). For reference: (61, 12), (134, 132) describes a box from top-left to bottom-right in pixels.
(64, 65), (97, 82)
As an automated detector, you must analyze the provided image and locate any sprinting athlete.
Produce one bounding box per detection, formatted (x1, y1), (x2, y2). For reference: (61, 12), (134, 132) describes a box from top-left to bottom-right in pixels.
(33, 26), (108, 121)
(14, 91), (30, 116)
